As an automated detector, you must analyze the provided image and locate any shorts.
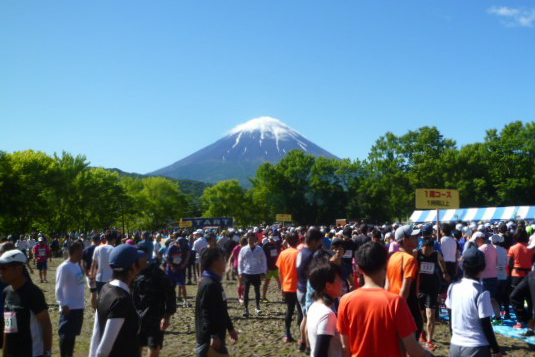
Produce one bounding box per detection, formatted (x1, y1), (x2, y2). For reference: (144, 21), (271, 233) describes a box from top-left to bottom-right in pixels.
(58, 309), (84, 337)
(139, 325), (164, 349)
(242, 274), (261, 287)
(297, 289), (307, 316)
(449, 344), (491, 357)
(36, 261), (48, 271)
(482, 278), (498, 299)
(418, 292), (439, 310)
(266, 270), (279, 279)
(168, 269), (186, 286)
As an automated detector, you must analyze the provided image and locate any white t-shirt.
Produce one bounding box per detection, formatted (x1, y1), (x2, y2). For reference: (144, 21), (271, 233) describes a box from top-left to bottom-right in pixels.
(440, 236), (458, 263)
(192, 237), (209, 259)
(55, 260), (86, 310)
(92, 244), (114, 283)
(446, 278), (494, 347)
(306, 302), (343, 357)
(495, 245), (508, 281)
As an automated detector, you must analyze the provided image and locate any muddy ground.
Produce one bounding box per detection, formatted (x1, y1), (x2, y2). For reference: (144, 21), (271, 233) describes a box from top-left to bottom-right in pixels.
(30, 258), (534, 356)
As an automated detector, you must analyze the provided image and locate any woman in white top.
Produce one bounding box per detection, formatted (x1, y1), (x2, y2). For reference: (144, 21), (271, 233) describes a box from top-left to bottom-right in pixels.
(306, 262), (345, 357)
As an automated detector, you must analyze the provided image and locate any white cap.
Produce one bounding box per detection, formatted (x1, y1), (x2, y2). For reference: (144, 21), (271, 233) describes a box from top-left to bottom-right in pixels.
(0, 250), (27, 265)
(471, 231), (485, 242)
(491, 234), (504, 244)
(455, 223), (463, 231)
(194, 229), (204, 235)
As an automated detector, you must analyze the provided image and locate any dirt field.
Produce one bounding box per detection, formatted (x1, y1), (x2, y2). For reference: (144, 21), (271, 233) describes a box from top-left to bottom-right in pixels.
(27, 258), (535, 357)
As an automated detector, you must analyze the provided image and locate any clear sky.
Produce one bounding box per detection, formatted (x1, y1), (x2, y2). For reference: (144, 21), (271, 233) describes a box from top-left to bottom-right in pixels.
(1, 1), (534, 174)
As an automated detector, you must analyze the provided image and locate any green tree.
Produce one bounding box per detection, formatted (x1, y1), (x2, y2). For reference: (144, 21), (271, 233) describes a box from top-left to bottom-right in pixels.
(201, 180), (254, 226)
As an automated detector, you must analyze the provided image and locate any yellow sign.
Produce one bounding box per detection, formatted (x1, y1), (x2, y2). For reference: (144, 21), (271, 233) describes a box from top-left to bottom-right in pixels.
(415, 188), (460, 209)
(276, 214), (292, 222)
(178, 220), (193, 228)
(336, 219), (347, 227)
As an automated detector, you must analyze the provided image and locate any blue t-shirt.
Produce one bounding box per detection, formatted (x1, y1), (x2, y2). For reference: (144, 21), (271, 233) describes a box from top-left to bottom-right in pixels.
(297, 247), (314, 293)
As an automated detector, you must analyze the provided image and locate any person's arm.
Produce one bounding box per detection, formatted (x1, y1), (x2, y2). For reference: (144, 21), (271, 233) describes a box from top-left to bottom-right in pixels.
(508, 256), (514, 275)
(164, 273), (177, 317)
(340, 334), (351, 356)
(401, 334), (433, 357)
(399, 278), (413, 300)
(313, 335), (332, 357)
(260, 248), (267, 275)
(35, 309), (52, 356)
(90, 249), (99, 279)
(238, 248), (245, 276)
(55, 266), (69, 314)
(437, 252), (449, 281)
(95, 318), (125, 357)
(480, 317), (501, 355)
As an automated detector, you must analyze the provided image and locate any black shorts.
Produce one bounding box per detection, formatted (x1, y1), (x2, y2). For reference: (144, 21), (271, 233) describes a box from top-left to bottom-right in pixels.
(58, 309), (84, 336)
(418, 292), (439, 310)
(242, 274), (261, 287)
(139, 324), (164, 349)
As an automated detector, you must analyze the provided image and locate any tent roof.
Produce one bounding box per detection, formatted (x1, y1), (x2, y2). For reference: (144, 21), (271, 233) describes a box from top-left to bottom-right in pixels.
(409, 206), (535, 223)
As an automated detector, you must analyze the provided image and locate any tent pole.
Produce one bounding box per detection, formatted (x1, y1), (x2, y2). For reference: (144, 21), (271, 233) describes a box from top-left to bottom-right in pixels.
(436, 209), (441, 240)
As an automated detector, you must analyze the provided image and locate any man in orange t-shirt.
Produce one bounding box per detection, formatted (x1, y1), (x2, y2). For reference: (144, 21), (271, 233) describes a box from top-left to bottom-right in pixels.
(338, 242), (432, 357)
(386, 225), (423, 340)
(276, 232), (301, 342)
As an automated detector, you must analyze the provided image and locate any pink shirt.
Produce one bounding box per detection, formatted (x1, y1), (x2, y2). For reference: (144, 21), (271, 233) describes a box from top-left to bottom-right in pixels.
(232, 245), (241, 269)
(479, 243), (498, 279)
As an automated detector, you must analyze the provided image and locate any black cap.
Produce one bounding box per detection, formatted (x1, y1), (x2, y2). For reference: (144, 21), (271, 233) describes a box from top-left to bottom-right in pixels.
(421, 224), (433, 236)
(462, 248), (486, 269)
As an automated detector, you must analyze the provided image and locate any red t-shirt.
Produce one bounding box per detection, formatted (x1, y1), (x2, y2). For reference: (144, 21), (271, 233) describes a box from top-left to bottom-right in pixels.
(276, 247), (299, 293)
(337, 288), (417, 357)
(508, 242), (534, 277)
(33, 243), (51, 263)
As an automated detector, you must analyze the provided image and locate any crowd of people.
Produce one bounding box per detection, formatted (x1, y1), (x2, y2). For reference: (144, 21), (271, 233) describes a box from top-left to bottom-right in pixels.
(0, 219), (534, 357)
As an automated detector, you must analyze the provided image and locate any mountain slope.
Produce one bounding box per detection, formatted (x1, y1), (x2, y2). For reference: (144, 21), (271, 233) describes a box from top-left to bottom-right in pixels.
(149, 117), (338, 186)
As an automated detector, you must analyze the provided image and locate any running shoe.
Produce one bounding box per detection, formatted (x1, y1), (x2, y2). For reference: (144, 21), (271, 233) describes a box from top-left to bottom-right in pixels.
(183, 300), (192, 308)
(298, 340), (306, 352)
(243, 311), (250, 318)
(255, 308), (262, 316)
(283, 336), (295, 343)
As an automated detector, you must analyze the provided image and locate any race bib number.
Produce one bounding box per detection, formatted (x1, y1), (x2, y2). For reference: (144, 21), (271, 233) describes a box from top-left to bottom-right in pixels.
(38, 248), (46, 257)
(4, 312), (18, 333)
(420, 262), (435, 275)
(270, 249), (278, 257)
(172, 256), (182, 265)
(343, 250), (353, 259)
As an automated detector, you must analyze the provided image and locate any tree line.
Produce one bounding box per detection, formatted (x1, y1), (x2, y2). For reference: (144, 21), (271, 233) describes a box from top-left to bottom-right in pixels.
(202, 121), (535, 226)
(1, 121), (534, 235)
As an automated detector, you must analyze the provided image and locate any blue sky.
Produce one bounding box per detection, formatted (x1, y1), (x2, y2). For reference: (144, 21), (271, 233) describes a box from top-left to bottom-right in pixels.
(1, 1), (534, 174)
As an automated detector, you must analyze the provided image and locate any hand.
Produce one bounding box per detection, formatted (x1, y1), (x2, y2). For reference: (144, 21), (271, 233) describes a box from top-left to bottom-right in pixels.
(62, 306), (70, 316)
(229, 329), (238, 343)
(160, 316), (170, 331)
(210, 335), (221, 351)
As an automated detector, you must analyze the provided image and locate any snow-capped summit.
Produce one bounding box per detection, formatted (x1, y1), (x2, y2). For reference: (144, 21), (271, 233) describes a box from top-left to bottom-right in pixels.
(149, 117), (338, 186)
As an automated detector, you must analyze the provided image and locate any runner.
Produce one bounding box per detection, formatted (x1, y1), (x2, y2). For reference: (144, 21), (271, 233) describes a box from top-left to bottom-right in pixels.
(229, 237), (247, 304)
(262, 233), (281, 302)
(276, 232), (301, 343)
(55, 241), (85, 357)
(192, 229), (208, 281)
(0, 249), (53, 357)
(306, 262), (344, 357)
(89, 244), (145, 357)
(338, 242), (432, 357)
(238, 232), (267, 317)
(195, 247), (238, 357)
(446, 248), (503, 357)
(386, 225), (423, 340)
(91, 231), (116, 293)
(33, 236), (52, 283)
(492, 234), (510, 321)
(416, 238), (448, 351)
(133, 242), (177, 357)
(165, 233), (192, 307)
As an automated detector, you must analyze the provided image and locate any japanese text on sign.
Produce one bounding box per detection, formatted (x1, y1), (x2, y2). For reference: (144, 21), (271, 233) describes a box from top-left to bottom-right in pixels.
(276, 214), (292, 222)
(415, 189), (460, 209)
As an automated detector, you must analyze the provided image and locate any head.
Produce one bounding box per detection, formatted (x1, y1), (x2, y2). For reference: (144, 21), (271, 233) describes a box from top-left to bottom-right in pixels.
(239, 236), (248, 247)
(308, 262), (344, 305)
(246, 232), (256, 247)
(91, 234), (101, 245)
(207, 233), (217, 247)
(513, 227), (529, 244)
(422, 238), (435, 255)
(395, 225), (419, 250)
(441, 223), (452, 237)
(68, 241), (84, 262)
(331, 239), (345, 259)
(305, 227), (323, 250)
(109, 244), (145, 284)
(371, 229), (382, 243)
(356, 242), (388, 280)
(0, 250), (28, 285)
(285, 232), (299, 248)
(200, 247), (225, 276)
(462, 248), (486, 280)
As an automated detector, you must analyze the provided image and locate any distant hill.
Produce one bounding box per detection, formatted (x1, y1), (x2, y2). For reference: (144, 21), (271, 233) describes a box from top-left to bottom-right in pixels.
(148, 117), (338, 186)
(105, 168), (211, 197)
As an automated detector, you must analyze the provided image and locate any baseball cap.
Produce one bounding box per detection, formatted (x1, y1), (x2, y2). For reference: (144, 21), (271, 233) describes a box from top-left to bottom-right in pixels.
(421, 224), (433, 236)
(194, 229), (204, 235)
(470, 231), (485, 242)
(38, 236), (44, 242)
(109, 244), (145, 271)
(0, 250), (27, 265)
(395, 225), (420, 242)
(462, 248), (486, 269)
(490, 234), (504, 244)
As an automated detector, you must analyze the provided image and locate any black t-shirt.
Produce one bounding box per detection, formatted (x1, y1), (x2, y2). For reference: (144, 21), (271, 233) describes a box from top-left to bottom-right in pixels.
(417, 250), (441, 294)
(83, 244), (97, 271)
(297, 247), (314, 293)
(3, 280), (48, 357)
(263, 242), (280, 271)
(97, 283), (141, 357)
(341, 239), (356, 268)
(352, 234), (371, 254)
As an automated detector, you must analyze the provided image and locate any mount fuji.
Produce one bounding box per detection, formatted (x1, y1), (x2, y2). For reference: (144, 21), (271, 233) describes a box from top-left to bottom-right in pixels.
(148, 117), (338, 186)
